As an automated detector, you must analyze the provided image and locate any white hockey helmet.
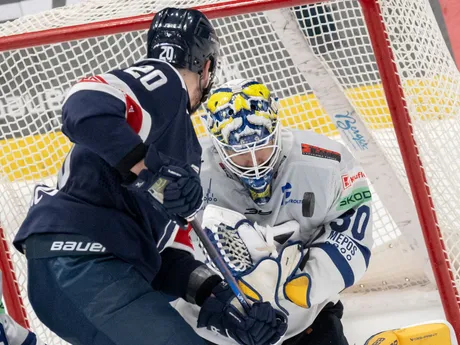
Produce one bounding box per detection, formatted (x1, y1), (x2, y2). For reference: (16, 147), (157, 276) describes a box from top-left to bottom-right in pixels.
(205, 79), (281, 205)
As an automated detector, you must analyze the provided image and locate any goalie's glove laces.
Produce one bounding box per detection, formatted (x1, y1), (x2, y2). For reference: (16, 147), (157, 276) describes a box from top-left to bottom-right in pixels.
(203, 223), (254, 275)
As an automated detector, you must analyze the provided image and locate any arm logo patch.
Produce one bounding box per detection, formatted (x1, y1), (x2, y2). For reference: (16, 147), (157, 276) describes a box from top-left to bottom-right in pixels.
(342, 171), (366, 189)
(301, 144), (341, 162)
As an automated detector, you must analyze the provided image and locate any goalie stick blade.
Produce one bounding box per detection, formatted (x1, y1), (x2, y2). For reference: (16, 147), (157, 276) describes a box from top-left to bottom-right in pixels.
(302, 192), (315, 218)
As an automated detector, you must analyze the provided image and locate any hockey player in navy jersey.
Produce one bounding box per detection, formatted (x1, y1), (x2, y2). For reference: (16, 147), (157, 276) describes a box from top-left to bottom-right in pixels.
(174, 79), (374, 344)
(13, 9), (286, 345)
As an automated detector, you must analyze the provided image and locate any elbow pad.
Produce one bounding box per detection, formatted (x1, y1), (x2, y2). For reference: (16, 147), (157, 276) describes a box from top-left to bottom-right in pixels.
(186, 265), (222, 306)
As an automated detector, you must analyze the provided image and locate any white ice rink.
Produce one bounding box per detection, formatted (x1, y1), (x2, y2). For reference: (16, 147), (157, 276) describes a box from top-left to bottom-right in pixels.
(342, 289), (445, 344)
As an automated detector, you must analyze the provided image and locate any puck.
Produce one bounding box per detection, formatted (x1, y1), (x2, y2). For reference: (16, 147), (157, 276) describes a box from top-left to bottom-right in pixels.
(302, 192), (315, 218)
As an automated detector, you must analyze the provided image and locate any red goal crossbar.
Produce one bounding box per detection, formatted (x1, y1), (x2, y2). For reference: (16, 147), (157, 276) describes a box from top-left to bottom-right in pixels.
(0, 0), (321, 52)
(0, 0), (458, 340)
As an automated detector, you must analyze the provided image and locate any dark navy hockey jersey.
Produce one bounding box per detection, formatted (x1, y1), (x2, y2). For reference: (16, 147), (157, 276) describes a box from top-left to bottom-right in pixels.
(14, 59), (201, 282)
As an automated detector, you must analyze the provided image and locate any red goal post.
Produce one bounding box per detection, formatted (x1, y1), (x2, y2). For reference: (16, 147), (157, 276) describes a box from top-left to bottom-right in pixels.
(0, 0), (459, 343)
(360, 0), (460, 330)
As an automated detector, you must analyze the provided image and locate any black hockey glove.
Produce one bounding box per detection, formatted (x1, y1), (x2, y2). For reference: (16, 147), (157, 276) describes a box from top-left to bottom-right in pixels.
(128, 147), (203, 223)
(197, 281), (287, 345)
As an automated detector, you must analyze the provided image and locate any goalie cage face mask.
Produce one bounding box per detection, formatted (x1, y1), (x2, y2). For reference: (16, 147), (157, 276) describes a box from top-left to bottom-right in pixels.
(205, 79), (282, 205)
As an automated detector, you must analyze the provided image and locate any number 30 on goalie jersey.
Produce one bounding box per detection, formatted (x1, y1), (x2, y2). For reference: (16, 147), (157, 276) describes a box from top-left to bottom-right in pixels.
(302, 145), (373, 307)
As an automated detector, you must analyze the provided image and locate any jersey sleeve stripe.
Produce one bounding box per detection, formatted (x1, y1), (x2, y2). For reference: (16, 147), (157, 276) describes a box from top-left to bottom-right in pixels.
(64, 81), (125, 105)
(312, 242), (355, 288)
(167, 225), (194, 254)
(352, 238), (371, 268)
(125, 94), (143, 134)
(22, 330), (38, 345)
(100, 73), (152, 142)
(56, 145), (74, 189)
(158, 221), (180, 253)
(174, 225), (194, 248)
(168, 242), (195, 255)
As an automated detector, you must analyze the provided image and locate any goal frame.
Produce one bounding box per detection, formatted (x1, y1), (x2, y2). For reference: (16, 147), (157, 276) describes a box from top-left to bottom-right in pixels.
(0, 0), (459, 339)
(0, 227), (29, 328)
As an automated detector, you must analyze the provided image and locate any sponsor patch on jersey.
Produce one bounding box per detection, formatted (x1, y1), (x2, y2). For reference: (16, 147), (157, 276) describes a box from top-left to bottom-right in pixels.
(203, 178), (218, 205)
(244, 208), (272, 215)
(281, 182), (302, 206)
(342, 171), (366, 190)
(301, 144), (341, 162)
(337, 187), (372, 210)
(50, 241), (106, 253)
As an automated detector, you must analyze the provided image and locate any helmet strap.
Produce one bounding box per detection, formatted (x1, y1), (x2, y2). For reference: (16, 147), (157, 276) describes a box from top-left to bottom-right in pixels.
(191, 67), (215, 114)
(189, 72), (204, 114)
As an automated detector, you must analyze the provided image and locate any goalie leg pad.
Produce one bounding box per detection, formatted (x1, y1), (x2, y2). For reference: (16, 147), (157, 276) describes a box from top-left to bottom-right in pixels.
(365, 321), (457, 345)
(365, 331), (399, 345)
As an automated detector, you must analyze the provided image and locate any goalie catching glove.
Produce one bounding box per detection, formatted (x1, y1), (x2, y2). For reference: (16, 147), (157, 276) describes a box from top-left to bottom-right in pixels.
(201, 205), (312, 313)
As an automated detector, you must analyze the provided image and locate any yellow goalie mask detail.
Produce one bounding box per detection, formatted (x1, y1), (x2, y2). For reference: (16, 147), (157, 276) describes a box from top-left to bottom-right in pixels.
(205, 79), (281, 205)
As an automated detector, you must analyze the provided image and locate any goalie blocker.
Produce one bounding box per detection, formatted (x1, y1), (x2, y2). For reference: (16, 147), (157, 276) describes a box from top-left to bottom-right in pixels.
(365, 320), (457, 345)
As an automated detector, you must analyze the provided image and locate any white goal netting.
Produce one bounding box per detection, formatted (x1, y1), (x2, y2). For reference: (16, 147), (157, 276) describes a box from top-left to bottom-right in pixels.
(1, 0), (459, 343)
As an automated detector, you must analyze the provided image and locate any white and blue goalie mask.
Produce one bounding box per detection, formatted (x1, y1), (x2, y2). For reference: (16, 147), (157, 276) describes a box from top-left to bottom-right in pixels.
(205, 79), (281, 205)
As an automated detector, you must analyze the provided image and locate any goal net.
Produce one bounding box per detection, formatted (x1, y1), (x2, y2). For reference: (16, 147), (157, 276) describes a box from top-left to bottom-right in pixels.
(1, 0), (459, 343)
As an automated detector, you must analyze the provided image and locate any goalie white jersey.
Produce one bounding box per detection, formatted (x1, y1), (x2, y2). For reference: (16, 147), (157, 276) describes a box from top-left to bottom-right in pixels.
(174, 128), (373, 343)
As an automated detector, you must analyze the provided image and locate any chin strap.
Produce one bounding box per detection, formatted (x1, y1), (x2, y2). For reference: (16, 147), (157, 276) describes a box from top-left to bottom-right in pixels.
(197, 66), (217, 111)
(189, 72), (213, 114)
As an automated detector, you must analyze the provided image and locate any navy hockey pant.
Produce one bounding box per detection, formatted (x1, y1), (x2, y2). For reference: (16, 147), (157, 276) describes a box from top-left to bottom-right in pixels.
(27, 255), (207, 345)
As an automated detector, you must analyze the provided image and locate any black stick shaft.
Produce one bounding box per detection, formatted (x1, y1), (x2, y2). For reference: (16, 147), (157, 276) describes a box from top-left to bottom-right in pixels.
(189, 219), (251, 313)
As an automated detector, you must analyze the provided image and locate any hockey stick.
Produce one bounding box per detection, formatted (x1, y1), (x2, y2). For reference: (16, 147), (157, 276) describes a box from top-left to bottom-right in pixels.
(151, 176), (251, 311)
(188, 218), (251, 313)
